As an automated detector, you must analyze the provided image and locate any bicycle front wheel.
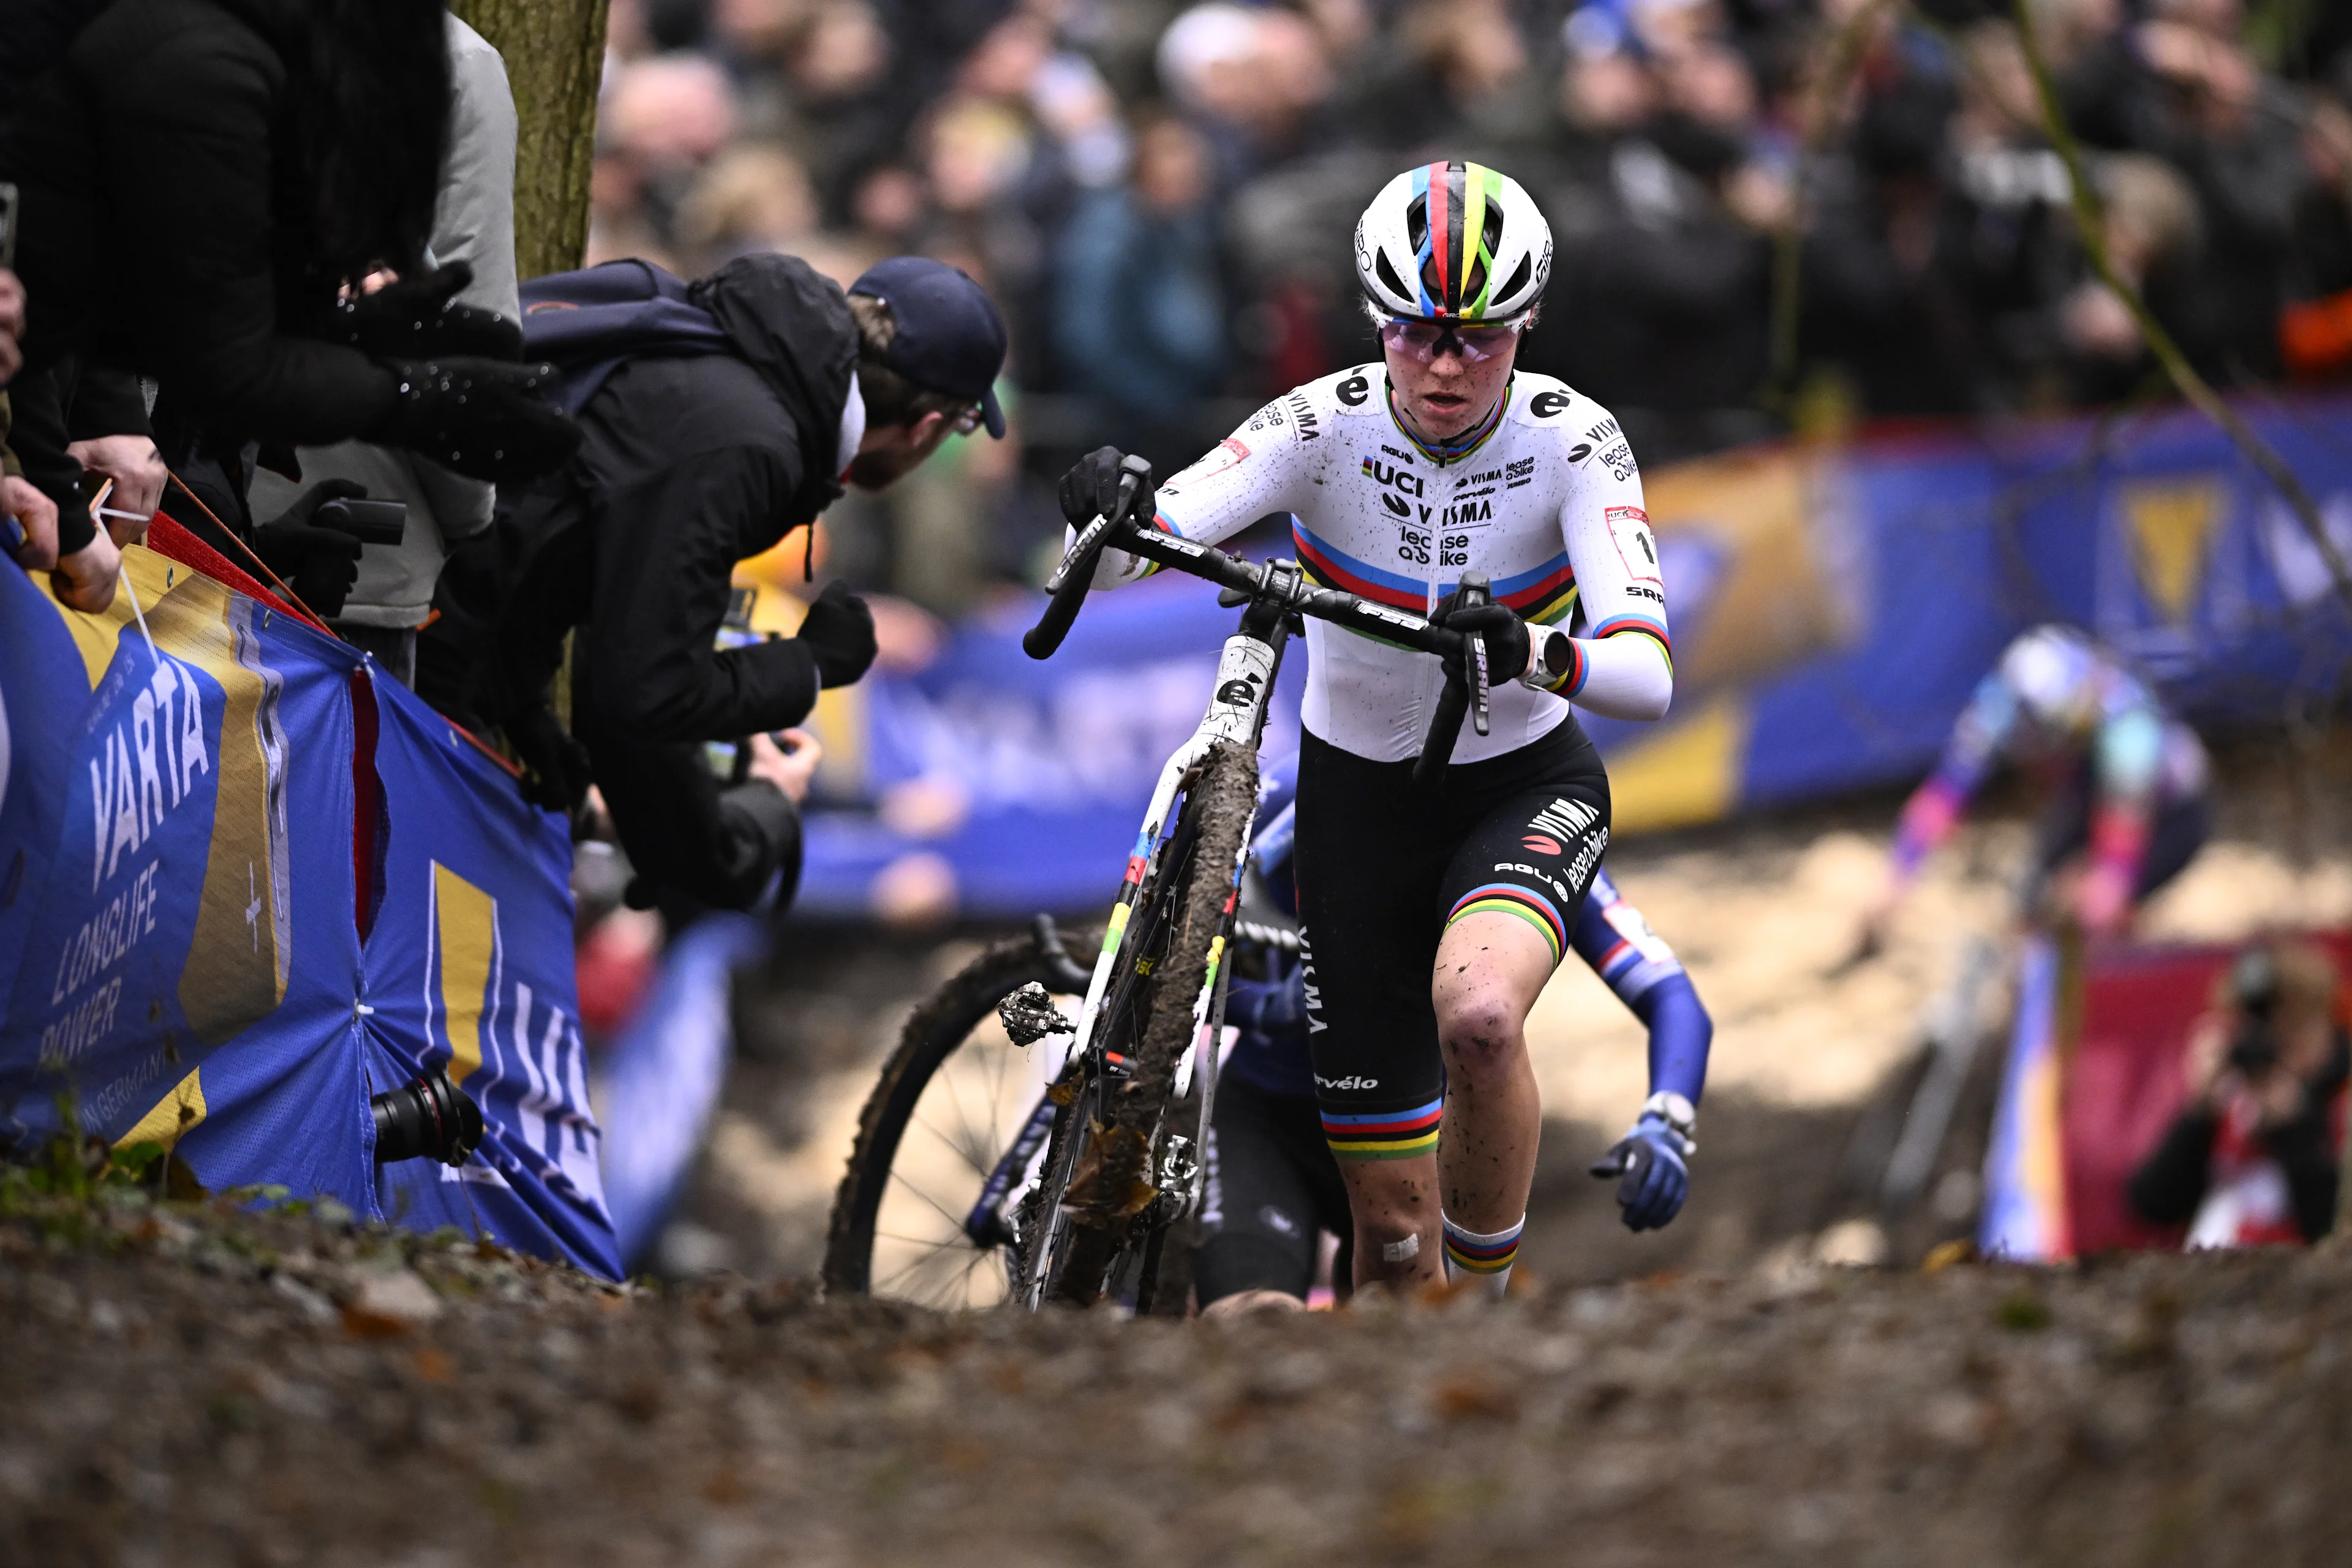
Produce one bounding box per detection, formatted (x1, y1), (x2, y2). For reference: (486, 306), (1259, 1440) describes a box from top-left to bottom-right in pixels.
(1027, 737), (1259, 1308)
(822, 927), (1096, 1308)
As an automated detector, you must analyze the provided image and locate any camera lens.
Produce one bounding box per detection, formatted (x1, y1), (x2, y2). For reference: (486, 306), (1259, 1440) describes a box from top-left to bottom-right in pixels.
(370, 1070), (486, 1166)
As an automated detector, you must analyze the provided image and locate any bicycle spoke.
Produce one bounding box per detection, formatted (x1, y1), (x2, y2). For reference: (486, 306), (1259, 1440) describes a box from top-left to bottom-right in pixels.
(909, 1105), (991, 1176)
(888, 1167), (974, 1234)
(937, 1046), (990, 1174)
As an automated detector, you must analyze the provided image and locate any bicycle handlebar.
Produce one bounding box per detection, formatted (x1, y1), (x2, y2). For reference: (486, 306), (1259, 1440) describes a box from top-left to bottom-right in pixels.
(1024, 508), (1490, 792)
(1022, 458), (1149, 660)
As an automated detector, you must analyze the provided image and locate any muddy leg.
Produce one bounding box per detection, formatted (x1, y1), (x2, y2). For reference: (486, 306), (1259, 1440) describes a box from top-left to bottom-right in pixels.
(1431, 911), (1553, 1237)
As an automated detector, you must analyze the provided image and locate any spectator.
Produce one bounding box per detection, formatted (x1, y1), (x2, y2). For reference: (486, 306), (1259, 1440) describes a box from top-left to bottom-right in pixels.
(2060, 152), (2204, 404)
(538, 0), (2352, 467)
(2, 266), (74, 594)
(420, 254), (1008, 913)
(593, 51), (744, 266)
(243, 14), (520, 677)
(1525, 32), (1776, 453)
(1, 0), (576, 586)
(675, 142), (822, 274)
(2134, 0), (2310, 383)
(2128, 942), (2348, 1247)
(1055, 116), (1227, 430)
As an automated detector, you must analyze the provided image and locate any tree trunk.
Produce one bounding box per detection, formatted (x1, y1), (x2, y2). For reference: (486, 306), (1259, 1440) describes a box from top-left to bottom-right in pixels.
(449, 0), (609, 281)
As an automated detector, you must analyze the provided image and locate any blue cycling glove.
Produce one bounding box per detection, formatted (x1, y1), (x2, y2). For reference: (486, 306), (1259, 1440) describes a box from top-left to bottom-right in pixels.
(1591, 1108), (1693, 1232)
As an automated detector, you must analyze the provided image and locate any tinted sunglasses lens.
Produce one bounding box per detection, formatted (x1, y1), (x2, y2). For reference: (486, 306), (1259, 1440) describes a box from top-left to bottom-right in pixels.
(1380, 320), (1518, 360)
(1455, 326), (1518, 360)
(1378, 320), (1436, 359)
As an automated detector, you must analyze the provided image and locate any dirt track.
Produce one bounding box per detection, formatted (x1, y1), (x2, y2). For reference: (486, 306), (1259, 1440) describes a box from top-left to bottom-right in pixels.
(5, 1192), (2348, 1567)
(687, 742), (2352, 1287)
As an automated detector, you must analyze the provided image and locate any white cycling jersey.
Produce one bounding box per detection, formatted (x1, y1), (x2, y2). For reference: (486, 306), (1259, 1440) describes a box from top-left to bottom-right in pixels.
(1093, 365), (1673, 764)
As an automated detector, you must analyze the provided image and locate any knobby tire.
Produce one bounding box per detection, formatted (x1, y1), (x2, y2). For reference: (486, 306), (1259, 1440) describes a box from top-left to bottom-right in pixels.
(1041, 738), (1257, 1308)
(821, 927), (1099, 1299)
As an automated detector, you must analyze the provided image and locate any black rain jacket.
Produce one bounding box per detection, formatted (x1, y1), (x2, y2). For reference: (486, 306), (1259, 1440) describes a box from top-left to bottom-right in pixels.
(421, 252), (858, 913)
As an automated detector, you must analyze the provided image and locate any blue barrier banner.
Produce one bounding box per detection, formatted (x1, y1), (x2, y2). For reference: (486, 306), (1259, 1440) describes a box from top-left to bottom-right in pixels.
(796, 570), (1305, 918)
(797, 395), (2352, 916)
(0, 543), (617, 1276)
(594, 912), (769, 1270)
(364, 674), (620, 1278)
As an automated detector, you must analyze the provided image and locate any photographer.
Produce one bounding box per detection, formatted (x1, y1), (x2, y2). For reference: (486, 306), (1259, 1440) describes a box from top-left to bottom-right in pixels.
(2128, 942), (2348, 1248)
(421, 252), (1007, 914)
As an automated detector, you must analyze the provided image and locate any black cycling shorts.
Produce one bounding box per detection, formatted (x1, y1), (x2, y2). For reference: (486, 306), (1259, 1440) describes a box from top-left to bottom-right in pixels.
(1196, 1075), (1352, 1305)
(1292, 720), (1609, 1158)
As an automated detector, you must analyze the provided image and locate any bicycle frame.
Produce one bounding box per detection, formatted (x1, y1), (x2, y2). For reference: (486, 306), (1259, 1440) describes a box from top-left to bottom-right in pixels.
(1011, 586), (1297, 1306)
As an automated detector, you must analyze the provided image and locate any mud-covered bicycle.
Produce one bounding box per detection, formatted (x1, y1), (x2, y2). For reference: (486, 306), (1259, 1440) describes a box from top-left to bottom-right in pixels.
(824, 458), (1490, 1310)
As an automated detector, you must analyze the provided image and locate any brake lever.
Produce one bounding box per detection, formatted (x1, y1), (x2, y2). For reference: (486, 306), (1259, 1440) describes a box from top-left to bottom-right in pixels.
(1045, 505), (1118, 595)
(1470, 636), (1491, 737)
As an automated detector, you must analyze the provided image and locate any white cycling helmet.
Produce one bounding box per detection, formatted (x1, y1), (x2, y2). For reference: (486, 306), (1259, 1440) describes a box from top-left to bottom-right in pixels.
(1354, 160), (1552, 324)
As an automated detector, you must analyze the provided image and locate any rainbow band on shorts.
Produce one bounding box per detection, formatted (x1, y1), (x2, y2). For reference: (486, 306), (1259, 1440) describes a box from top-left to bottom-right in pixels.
(1322, 1099), (1444, 1161)
(1446, 883), (1567, 967)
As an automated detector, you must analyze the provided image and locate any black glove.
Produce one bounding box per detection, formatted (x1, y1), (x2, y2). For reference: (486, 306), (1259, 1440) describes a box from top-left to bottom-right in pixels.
(255, 480), (369, 618)
(795, 579), (877, 688)
(507, 703), (592, 815)
(1430, 587), (1531, 687)
(382, 357), (581, 483)
(1058, 446), (1155, 530)
(336, 263), (525, 361)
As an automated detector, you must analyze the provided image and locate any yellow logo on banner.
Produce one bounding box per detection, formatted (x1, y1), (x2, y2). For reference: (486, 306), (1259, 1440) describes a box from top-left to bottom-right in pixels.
(113, 1067), (207, 1153)
(431, 864), (497, 1085)
(2119, 478), (2223, 622)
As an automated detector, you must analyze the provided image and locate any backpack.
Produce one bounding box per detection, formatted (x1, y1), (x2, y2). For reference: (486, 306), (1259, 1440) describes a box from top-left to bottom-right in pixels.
(518, 258), (733, 415)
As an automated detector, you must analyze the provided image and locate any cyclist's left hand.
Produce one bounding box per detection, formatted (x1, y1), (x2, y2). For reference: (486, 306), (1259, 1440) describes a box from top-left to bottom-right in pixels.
(1430, 588), (1531, 685)
(1593, 1114), (1690, 1232)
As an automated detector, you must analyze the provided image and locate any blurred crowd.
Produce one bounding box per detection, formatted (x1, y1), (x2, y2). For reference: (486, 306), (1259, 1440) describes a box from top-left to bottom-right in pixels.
(587, 0), (2352, 611)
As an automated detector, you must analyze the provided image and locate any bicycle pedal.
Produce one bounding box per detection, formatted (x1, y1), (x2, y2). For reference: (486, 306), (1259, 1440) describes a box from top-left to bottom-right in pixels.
(998, 981), (1074, 1047)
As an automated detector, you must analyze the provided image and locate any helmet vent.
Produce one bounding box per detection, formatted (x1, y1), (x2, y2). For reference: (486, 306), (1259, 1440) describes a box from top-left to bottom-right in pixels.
(1375, 250), (1412, 307)
(1466, 203), (1505, 301)
(1493, 253), (1532, 308)
(1405, 194), (1430, 256)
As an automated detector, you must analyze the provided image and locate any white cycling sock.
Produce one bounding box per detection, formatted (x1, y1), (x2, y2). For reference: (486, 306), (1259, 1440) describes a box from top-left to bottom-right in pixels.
(1441, 1212), (1523, 1298)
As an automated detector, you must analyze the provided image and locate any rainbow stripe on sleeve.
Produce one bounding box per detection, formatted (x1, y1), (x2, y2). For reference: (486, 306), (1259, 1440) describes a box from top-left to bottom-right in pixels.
(1322, 1099), (1444, 1161)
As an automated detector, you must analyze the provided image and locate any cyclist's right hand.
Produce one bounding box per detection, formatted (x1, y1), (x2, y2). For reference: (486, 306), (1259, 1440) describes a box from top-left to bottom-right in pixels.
(1057, 446), (1155, 530)
(1431, 587), (1531, 685)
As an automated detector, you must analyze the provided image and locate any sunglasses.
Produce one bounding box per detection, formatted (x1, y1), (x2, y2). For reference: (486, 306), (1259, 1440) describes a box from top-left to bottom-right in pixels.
(1378, 317), (1526, 363)
(950, 404), (985, 435)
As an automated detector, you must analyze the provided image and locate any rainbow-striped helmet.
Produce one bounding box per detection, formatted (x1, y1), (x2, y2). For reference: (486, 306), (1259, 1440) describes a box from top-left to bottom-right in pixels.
(1354, 160), (1552, 325)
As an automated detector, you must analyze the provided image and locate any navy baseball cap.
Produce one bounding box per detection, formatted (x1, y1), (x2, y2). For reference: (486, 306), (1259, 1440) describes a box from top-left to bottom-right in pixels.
(850, 257), (1009, 438)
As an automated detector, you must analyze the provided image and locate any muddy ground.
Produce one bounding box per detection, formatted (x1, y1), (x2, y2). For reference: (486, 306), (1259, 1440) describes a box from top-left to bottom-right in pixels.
(9, 739), (2352, 1566)
(684, 736), (2352, 1289)
(5, 1190), (2348, 1567)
